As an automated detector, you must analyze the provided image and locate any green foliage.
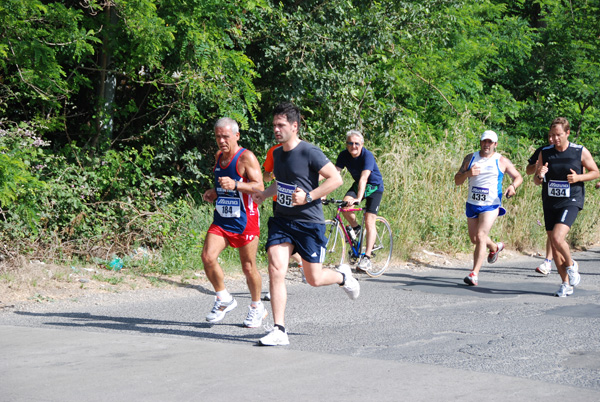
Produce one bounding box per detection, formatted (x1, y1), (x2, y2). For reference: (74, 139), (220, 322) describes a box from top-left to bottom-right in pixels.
(0, 122), (48, 229)
(0, 0), (100, 124)
(2, 0), (600, 277)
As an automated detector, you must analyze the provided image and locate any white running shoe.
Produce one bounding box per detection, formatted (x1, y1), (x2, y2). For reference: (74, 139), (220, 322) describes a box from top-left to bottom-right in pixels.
(357, 255), (372, 271)
(567, 260), (580, 287)
(259, 327), (289, 346)
(263, 292), (271, 301)
(205, 297), (237, 323)
(336, 264), (360, 300)
(535, 260), (552, 275)
(487, 242), (504, 263)
(463, 271), (478, 286)
(555, 282), (573, 297)
(243, 304), (268, 328)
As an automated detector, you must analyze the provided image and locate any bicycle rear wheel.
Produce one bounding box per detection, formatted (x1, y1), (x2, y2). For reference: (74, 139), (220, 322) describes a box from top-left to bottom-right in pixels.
(361, 216), (393, 277)
(323, 220), (346, 268)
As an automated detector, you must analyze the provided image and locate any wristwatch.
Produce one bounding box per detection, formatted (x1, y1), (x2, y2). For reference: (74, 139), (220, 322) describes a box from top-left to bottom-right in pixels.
(305, 192), (313, 203)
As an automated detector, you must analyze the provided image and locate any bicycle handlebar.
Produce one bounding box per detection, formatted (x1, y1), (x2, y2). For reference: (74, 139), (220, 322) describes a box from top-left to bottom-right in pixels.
(322, 198), (360, 207)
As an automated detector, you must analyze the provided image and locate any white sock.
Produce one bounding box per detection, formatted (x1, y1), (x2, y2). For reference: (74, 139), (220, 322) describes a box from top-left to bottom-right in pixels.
(216, 290), (232, 302)
(251, 301), (262, 308)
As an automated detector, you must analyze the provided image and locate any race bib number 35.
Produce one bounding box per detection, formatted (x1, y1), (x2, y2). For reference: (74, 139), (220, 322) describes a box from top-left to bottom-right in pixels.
(548, 180), (570, 197)
(470, 186), (489, 202)
(216, 197), (241, 218)
(277, 181), (297, 207)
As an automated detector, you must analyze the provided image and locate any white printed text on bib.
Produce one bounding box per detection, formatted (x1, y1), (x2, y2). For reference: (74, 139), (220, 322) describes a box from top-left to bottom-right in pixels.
(277, 181), (296, 207)
(548, 180), (570, 197)
(470, 186), (489, 202)
(216, 197), (241, 218)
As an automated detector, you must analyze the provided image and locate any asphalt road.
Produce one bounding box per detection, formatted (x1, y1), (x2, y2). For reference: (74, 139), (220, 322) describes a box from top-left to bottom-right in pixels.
(1, 248), (599, 401)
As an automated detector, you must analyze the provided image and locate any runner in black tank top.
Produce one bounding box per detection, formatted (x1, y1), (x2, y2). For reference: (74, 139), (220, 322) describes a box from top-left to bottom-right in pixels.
(534, 117), (599, 297)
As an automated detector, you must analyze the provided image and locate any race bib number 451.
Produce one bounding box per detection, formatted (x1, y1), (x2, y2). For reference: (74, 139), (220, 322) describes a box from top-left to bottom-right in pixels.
(548, 180), (570, 197)
(216, 197), (241, 218)
(277, 181), (297, 207)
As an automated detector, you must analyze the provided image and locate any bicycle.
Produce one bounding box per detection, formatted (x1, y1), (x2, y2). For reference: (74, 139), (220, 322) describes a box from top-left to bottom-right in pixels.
(321, 198), (393, 277)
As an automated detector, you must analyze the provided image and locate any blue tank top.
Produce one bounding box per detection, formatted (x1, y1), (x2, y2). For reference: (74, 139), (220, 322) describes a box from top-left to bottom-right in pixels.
(212, 148), (258, 234)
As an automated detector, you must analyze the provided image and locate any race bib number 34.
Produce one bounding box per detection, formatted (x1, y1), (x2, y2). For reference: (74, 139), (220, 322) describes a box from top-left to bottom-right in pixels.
(548, 180), (570, 197)
(216, 197), (241, 218)
(470, 186), (489, 202)
(277, 181), (297, 207)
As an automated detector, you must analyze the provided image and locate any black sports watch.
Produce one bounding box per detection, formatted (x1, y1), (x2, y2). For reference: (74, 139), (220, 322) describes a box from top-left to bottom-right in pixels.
(305, 192), (313, 203)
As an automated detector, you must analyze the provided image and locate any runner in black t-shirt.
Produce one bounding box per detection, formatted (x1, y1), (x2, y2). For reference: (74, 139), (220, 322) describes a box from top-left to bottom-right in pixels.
(252, 102), (360, 346)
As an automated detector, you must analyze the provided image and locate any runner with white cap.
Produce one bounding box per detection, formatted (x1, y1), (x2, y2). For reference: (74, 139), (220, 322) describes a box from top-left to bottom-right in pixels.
(454, 130), (523, 286)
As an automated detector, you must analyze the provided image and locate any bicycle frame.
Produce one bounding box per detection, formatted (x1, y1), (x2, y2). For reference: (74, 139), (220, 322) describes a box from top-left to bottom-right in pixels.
(328, 202), (365, 259)
(323, 198), (393, 277)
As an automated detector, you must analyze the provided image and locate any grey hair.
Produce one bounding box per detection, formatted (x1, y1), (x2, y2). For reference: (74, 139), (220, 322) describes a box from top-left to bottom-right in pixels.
(214, 117), (240, 134)
(346, 129), (364, 143)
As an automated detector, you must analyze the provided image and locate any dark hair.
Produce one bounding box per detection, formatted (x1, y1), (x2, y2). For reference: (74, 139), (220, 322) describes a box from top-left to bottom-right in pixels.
(550, 117), (570, 132)
(273, 102), (301, 127)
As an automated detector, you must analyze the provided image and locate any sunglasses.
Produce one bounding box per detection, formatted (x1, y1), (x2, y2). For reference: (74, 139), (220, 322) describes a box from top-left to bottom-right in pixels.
(346, 141), (361, 146)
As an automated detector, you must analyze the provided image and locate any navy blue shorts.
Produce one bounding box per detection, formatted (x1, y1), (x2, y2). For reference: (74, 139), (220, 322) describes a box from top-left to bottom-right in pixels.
(265, 217), (326, 263)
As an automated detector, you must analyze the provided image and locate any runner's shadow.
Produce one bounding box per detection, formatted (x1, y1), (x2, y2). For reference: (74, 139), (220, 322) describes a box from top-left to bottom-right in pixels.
(13, 311), (264, 343)
(382, 273), (557, 297)
(139, 275), (214, 295)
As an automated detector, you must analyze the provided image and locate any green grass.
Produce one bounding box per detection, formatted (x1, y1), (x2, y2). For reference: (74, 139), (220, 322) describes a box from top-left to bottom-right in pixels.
(92, 274), (125, 285)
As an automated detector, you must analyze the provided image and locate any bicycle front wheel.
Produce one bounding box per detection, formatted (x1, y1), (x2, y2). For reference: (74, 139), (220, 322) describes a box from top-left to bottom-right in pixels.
(323, 220), (346, 269)
(362, 216), (393, 277)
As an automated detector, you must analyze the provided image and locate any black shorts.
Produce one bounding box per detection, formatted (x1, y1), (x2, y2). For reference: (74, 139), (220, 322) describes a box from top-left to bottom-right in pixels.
(543, 205), (580, 231)
(345, 189), (383, 214)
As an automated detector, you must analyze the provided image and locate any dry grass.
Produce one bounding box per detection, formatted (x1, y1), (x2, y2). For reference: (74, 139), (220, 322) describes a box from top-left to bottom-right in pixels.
(0, 257), (212, 308)
(374, 130), (600, 260)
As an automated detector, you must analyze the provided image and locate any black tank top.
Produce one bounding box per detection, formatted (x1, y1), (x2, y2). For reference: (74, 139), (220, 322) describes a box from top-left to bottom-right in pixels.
(541, 143), (584, 209)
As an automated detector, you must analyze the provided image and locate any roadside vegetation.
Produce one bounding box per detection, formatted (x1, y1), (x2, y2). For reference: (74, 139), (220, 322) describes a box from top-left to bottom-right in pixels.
(1, 1), (600, 292)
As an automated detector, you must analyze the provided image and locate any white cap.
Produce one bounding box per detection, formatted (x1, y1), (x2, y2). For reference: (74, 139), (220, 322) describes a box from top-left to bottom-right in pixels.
(481, 130), (498, 143)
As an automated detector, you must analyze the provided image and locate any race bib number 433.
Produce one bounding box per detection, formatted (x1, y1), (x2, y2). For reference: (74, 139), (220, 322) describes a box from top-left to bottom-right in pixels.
(548, 180), (570, 197)
(277, 181), (297, 207)
(216, 197), (241, 218)
(470, 186), (489, 202)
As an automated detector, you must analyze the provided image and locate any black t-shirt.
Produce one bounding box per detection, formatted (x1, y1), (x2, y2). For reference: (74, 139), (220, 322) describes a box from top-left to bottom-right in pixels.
(528, 145), (544, 166)
(273, 141), (330, 222)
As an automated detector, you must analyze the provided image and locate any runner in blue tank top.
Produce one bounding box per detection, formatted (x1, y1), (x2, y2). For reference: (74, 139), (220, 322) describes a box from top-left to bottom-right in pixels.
(534, 117), (599, 297)
(455, 130), (522, 287)
(201, 117), (266, 328)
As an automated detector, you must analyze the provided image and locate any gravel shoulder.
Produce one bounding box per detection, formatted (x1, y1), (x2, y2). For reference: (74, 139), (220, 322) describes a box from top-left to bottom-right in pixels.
(0, 245), (560, 311)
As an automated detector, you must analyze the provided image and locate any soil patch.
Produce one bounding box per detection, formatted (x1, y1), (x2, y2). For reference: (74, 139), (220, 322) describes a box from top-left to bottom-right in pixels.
(0, 246), (534, 310)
